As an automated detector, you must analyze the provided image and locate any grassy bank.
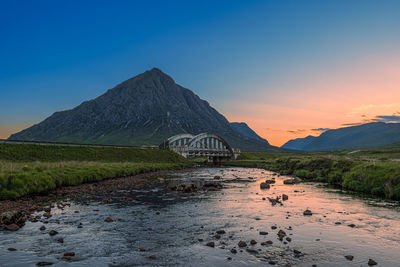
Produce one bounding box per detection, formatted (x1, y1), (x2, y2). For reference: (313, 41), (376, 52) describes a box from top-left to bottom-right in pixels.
(226, 146), (400, 200)
(0, 143), (185, 163)
(0, 143), (192, 199)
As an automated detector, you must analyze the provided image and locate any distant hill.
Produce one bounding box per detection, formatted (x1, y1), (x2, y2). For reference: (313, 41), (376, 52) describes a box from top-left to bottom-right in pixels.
(9, 68), (280, 152)
(282, 122), (400, 151)
(230, 122), (269, 145)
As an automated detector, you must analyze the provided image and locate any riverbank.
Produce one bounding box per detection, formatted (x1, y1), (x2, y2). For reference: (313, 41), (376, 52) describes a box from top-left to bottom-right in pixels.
(224, 150), (400, 200)
(0, 143), (192, 200)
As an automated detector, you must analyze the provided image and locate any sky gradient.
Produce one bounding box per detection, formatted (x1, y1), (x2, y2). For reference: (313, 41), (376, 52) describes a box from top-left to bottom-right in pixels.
(1, 0), (400, 146)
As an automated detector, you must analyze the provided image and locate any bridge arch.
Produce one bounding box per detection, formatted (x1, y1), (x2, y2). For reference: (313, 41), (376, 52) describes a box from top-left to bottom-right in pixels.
(160, 133), (194, 149)
(160, 132), (240, 160)
(186, 133), (234, 154)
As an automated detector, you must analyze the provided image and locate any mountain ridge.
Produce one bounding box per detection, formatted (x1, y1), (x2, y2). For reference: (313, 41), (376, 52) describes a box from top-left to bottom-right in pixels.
(10, 68), (279, 152)
(282, 122), (400, 151)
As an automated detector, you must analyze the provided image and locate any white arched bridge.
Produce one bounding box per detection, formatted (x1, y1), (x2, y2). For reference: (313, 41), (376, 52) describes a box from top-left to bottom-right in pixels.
(160, 133), (241, 161)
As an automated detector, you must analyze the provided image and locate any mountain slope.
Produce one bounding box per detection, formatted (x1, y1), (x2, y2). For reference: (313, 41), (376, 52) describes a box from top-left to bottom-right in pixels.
(282, 122), (400, 151)
(230, 122), (269, 145)
(281, 135), (317, 151)
(10, 68), (279, 152)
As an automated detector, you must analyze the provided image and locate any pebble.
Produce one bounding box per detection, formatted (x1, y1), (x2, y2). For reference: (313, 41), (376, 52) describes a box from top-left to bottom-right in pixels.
(246, 248), (258, 253)
(49, 230), (58, 236)
(238, 241), (247, 247)
(104, 217), (114, 222)
(303, 209), (312, 216)
(40, 226), (46, 231)
(139, 248), (147, 251)
(345, 255), (354, 261)
(206, 242), (215, 248)
(368, 259), (377, 266)
(36, 263), (53, 266)
(149, 255), (157, 259)
(259, 231), (268, 235)
(64, 252), (75, 257)
(231, 248), (237, 253)
(7, 248), (16, 251)
(250, 240), (257, 245)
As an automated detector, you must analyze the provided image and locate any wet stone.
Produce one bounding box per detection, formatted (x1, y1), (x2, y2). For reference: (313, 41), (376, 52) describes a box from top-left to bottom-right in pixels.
(261, 240), (273, 245)
(149, 255), (157, 259)
(64, 252), (75, 257)
(260, 183), (270, 189)
(259, 231), (268, 235)
(49, 230), (58, 236)
(368, 259), (377, 266)
(238, 241), (247, 247)
(206, 242), (215, 248)
(250, 240), (257, 245)
(246, 248), (258, 253)
(231, 248), (237, 254)
(345, 255), (354, 261)
(303, 209), (312, 216)
(104, 217), (114, 222)
(7, 248), (17, 251)
(216, 230), (226, 234)
(36, 262), (53, 266)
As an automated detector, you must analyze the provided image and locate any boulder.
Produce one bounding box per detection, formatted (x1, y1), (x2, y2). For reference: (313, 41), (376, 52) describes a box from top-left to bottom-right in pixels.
(345, 255), (354, 261)
(5, 224), (19, 231)
(0, 211), (26, 229)
(104, 217), (115, 222)
(303, 209), (312, 216)
(260, 183), (270, 189)
(238, 241), (247, 247)
(283, 178), (302, 184)
(206, 242), (215, 248)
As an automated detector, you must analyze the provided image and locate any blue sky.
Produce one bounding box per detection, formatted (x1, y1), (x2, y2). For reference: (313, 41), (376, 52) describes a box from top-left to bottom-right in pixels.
(1, 0), (400, 145)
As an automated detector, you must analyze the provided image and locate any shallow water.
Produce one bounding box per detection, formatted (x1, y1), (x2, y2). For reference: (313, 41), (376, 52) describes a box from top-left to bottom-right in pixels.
(1, 167), (399, 267)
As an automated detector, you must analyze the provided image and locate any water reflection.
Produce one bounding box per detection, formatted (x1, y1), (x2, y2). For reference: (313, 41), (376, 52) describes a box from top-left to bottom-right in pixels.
(0, 167), (399, 266)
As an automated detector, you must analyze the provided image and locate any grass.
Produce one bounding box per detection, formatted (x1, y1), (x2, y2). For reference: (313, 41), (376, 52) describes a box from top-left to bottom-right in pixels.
(0, 143), (192, 199)
(225, 144), (400, 200)
(0, 143), (185, 163)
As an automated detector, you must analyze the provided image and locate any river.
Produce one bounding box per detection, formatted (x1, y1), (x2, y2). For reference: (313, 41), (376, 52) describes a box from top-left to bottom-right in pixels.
(0, 167), (399, 266)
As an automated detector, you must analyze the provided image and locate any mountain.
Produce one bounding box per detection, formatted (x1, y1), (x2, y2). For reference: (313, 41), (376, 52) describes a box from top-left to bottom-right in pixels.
(230, 122), (269, 145)
(10, 68), (279, 152)
(281, 135), (317, 151)
(282, 122), (400, 151)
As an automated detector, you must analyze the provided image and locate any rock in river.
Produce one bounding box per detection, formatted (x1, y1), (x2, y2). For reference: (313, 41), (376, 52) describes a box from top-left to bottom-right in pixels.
(238, 241), (247, 247)
(49, 230), (58, 236)
(303, 209), (313, 216)
(283, 178), (302, 184)
(345, 255), (354, 261)
(4, 224), (19, 231)
(282, 194), (289, 201)
(206, 242), (215, 248)
(368, 259), (377, 266)
(104, 217), (115, 222)
(36, 262), (53, 266)
(260, 183), (270, 189)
